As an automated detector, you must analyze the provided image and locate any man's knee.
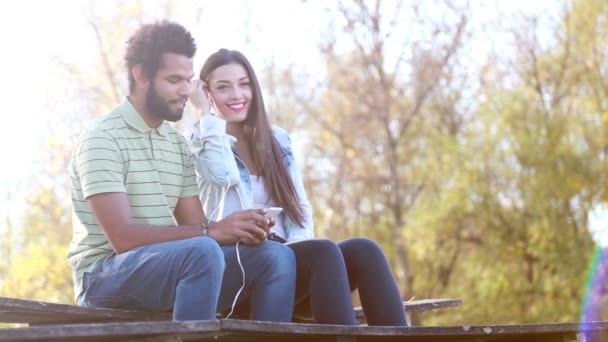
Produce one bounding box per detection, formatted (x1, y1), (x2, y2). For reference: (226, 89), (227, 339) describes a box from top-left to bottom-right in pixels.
(179, 237), (226, 273)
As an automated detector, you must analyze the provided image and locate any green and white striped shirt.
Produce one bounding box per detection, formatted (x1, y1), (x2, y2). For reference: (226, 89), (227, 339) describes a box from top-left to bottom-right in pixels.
(68, 98), (198, 299)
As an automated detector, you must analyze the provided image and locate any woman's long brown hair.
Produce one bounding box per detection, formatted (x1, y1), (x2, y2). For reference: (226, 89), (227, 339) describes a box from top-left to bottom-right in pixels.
(200, 49), (305, 227)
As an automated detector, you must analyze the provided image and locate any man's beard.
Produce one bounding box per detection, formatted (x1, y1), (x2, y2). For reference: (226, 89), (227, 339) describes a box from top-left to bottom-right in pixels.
(146, 82), (184, 122)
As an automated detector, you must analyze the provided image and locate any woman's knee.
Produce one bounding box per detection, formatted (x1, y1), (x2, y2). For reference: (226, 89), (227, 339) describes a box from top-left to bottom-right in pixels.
(340, 238), (382, 255)
(305, 238), (342, 257)
(291, 239), (346, 269)
(257, 241), (296, 274)
(339, 238), (388, 269)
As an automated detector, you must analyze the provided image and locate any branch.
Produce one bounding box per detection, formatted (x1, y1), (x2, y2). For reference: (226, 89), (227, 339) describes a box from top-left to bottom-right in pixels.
(289, 83), (357, 153)
(550, 9), (572, 108)
(398, 13), (467, 140)
(87, 16), (120, 104)
(526, 19), (551, 117)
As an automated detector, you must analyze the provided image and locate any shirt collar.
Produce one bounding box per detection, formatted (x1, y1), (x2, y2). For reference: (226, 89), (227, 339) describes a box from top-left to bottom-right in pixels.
(119, 97), (170, 137)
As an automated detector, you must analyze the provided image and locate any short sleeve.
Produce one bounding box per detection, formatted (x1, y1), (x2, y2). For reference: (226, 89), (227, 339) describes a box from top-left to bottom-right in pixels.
(74, 130), (125, 199)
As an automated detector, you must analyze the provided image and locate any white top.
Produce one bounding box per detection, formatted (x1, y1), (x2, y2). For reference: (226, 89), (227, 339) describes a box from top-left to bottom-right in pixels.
(251, 175), (286, 239)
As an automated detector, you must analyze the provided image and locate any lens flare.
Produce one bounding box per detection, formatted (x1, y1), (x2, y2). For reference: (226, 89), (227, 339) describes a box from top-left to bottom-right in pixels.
(581, 247), (603, 321)
(580, 203), (608, 340)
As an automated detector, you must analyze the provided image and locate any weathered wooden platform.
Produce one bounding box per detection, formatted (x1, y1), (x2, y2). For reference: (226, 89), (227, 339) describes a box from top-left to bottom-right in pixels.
(1, 319), (606, 342)
(0, 296), (461, 326)
(2, 296), (600, 342)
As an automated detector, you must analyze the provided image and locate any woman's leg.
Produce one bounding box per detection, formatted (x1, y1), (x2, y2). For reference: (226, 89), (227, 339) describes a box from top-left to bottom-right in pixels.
(217, 240), (296, 322)
(338, 238), (407, 326)
(289, 239), (358, 325)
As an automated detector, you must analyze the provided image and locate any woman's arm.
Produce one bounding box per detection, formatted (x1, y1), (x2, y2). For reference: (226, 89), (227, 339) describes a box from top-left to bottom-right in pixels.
(288, 158), (315, 240)
(274, 128), (315, 241)
(188, 115), (241, 187)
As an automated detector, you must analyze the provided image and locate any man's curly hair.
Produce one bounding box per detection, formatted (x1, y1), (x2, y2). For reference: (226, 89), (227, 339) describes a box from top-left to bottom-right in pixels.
(125, 20), (196, 92)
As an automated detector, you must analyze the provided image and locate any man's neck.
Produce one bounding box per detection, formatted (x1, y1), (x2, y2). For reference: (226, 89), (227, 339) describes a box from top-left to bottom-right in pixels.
(127, 93), (162, 129)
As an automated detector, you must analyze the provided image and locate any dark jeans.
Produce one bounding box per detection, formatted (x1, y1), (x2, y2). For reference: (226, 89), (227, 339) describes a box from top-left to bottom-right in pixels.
(288, 238), (407, 326)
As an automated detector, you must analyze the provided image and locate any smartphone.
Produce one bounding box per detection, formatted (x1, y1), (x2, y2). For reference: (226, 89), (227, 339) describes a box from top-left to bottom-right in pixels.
(264, 207), (283, 219)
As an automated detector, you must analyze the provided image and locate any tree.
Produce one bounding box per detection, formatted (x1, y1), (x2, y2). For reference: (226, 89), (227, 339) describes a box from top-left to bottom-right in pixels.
(279, 0), (472, 323)
(414, 0), (607, 324)
(279, 0), (607, 324)
(0, 189), (73, 303)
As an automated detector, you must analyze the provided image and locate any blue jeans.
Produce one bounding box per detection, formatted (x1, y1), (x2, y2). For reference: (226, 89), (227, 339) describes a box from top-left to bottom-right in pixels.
(217, 241), (296, 322)
(78, 237), (296, 322)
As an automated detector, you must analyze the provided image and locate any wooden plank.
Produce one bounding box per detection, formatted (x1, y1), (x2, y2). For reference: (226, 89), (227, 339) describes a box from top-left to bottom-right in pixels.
(0, 296), (460, 326)
(354, 299), (462, 325)
(400, 299), (463, 312)
(2, 320), (604, 342)
(0, 297), (171, 325)
(0, 320), (222, 342)
(218, 320), (606, 342)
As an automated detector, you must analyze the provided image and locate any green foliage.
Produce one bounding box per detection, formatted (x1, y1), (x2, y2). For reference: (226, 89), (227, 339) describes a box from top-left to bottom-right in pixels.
(408, 0), (607, 324)
(289, 0), (608, 325)
(0, 188), (73, 303)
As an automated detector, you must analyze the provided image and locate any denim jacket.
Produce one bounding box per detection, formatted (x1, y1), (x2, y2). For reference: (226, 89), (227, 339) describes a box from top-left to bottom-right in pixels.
(187, 115), (314, 242)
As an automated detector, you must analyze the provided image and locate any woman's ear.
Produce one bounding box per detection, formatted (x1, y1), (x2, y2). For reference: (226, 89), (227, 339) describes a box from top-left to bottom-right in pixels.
(205, 88), (215, 109)
(209, 97), (218, 115)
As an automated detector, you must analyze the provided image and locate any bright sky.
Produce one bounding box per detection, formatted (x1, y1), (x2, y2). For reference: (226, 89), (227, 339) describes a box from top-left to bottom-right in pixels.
(0, 0), (562, 224)
(0, 0), (328, 220)
(589, 203), (608, 247)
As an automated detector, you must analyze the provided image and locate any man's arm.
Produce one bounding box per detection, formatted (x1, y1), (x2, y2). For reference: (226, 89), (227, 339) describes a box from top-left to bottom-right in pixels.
(89, 192), (203, 254)
(174, 195), (206, 225)
(89, 193), (274, 254)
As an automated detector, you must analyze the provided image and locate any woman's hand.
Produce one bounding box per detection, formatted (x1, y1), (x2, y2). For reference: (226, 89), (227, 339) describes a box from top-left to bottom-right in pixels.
(189, 79), (212, 115)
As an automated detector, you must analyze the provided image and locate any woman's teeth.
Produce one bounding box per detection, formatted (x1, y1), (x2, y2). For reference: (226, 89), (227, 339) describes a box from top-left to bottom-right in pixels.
(228, 103), (245, 110)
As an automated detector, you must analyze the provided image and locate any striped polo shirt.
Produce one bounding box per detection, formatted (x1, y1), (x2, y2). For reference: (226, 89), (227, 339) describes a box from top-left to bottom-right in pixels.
(68, 98), (199, 299)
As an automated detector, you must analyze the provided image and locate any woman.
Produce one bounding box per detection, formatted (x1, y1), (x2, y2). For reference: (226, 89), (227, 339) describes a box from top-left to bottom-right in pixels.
(188, 48), (406, 326)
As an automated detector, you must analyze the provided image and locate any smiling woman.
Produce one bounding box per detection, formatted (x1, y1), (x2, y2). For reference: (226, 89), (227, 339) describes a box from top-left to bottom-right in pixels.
(187, 49), (407, 326)
(205, 63), (253, 123)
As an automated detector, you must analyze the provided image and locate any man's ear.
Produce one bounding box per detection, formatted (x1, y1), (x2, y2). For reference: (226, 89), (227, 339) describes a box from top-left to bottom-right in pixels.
(131, 65), (149, 89)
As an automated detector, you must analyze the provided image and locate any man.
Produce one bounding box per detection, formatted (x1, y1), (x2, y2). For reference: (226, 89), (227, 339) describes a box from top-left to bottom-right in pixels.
(68, 20), (296, 322)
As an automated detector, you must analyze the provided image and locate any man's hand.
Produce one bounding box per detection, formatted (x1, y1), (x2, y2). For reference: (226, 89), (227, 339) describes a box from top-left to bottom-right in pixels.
(209, 209), (272, 245)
